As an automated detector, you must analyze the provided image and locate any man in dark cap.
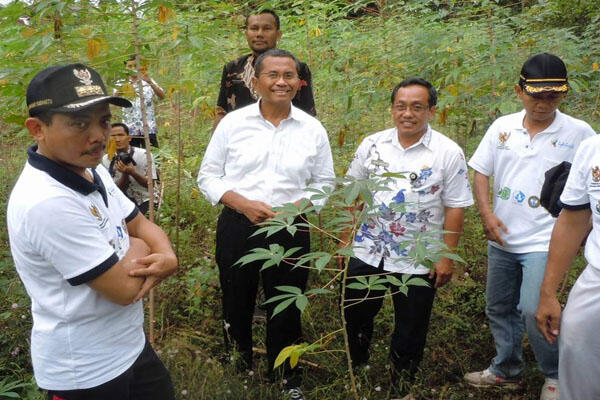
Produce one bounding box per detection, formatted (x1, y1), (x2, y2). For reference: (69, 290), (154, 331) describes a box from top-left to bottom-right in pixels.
(213, 8), (315, 129)
(7, 63), (177, 399)
(465, 53), (595, 399)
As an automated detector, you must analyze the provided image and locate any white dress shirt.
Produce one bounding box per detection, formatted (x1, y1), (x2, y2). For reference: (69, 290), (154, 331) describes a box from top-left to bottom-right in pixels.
(198, 101), (335, 208)
(346, 127), (473, 274)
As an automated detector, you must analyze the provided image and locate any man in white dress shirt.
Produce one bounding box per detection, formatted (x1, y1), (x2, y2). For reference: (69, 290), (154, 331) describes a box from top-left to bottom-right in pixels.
(342, 77), (473, 399)
(198, 49), (334, 400)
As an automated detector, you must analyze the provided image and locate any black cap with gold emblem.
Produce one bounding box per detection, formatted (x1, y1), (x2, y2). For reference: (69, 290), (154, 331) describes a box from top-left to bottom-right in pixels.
(518, 53), (569, 95)
(26, 63), (131, 116)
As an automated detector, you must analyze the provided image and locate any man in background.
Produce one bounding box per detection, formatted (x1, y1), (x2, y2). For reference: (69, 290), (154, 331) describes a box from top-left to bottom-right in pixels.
(103, 122), (158, 215)
(213, 8), (315, 129)
(119, 55), (165, 148)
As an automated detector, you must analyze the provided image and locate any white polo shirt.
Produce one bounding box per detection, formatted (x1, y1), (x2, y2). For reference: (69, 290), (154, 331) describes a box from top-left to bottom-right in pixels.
(346, 127), (473, 274)
(560, 135), (600, 270)
(7, 146), (145, 390)
(469, 109), (595, 253)
(197, 101), (335, 208)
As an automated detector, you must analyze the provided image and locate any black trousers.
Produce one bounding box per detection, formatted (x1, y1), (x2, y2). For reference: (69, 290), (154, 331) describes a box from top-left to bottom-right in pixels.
(215, 207), (310, 383)
(46, 337), (174, 400)
(343, 257), (436, 382)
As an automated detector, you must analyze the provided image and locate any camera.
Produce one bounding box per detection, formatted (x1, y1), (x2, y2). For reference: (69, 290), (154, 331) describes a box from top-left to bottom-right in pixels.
(114, 152), (134, 165)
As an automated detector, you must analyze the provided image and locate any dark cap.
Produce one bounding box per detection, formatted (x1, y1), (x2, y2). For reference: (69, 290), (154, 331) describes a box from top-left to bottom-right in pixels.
(26, 63), (131, 116)
(519, 53), (568, 95)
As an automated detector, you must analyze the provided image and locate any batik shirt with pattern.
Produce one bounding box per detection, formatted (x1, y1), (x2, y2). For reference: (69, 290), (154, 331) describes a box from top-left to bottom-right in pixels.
(121, 79), (162, 137)
(346, 127), (473, 274)
(216, 53), (316, 116)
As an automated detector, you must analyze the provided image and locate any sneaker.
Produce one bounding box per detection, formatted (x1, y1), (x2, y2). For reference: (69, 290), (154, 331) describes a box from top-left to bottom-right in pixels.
(283, 387), (305, 400)
(540, 378), (559, 400)
(464, 368), (521, 389)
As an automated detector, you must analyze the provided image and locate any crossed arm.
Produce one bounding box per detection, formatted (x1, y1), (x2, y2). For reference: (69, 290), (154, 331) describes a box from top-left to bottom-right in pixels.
(88, 213), (177, 305)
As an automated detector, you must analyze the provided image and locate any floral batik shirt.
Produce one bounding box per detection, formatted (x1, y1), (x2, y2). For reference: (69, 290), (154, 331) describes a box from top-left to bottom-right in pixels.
(346, 127), (473, 274)
(122, 79), (161, 137)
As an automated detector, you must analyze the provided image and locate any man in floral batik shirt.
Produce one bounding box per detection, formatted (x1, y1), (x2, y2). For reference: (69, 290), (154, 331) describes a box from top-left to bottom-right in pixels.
(119, 55), (165, 148)
(342, 77), (473, 400)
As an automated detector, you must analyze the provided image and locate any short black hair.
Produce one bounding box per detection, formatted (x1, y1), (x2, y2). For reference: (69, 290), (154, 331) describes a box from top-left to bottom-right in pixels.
(30, 110), (56, 125)
(111, 122), (130, 135)
(124, 54), (137, 64)
(245, 9), (280, 30)
(254, 49), (300, 77)
(391, 77), (437, 107)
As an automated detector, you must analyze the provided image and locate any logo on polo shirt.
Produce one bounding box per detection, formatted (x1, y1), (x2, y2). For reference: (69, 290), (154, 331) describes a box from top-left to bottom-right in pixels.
(498, 187), (511, 200)
(89, 204), (103, 221)
(596, 201), (600, 214)
(497, 132), (511, 150)
(593, 166), (600, 183)
(514, 190), (526, 204)
(528, 195), (540, 208)
(551, 138), (574, 149)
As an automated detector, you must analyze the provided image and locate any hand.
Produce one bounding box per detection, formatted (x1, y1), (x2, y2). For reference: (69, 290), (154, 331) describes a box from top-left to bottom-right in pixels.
(239, 200), (276, 224)
(140, 71), (152, 83)
(116, 160), (135, 175)
(430, 258), (453, 288)
(128, 253), (177, 302)
(535, 293), (562, 344)
(481, 212), (508, 246)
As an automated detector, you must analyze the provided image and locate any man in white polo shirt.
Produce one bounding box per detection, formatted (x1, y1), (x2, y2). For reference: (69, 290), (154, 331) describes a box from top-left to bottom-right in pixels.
(536, 133), (600, 400)
(465, 53), (595, 400)
(7, 63), (177, 400)
(343, 77), (473, 400)
(198, 49), (334, 400)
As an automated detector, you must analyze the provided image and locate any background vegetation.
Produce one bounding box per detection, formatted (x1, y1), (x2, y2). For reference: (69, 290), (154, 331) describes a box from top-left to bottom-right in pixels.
(1, 0), (599, 399)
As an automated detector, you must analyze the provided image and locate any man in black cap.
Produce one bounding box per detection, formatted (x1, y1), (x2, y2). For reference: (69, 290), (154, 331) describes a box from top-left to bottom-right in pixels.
(465, 54), (595, 399)
(6, 63), (177, 399)
(213, 8), (315, 129)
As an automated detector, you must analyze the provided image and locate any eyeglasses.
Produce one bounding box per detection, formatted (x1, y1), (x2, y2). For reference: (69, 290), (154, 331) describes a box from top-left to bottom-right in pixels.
(259, 72), (299, 81)
(393, 104), (429, 113)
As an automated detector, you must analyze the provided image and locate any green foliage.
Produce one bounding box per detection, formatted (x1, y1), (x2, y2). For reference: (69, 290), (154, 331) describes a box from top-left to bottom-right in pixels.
(0, 0), (598, 399)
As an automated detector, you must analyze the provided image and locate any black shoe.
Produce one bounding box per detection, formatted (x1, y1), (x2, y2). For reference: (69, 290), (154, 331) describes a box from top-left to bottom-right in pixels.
(282, 387), (305, 400)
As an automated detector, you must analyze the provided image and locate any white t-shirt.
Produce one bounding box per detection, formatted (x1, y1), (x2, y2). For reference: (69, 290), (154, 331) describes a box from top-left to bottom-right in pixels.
(7, 146), (145, 390)
(469, 109), (595, 253)
(560, 135), (600, 270)
(198, 101), (335, 208)
(346, 127), (473, 274)
(102, 146), (157, 206)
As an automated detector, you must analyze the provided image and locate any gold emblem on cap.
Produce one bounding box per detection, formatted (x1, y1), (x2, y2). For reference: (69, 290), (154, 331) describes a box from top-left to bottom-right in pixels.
(72, 67), (104, 97)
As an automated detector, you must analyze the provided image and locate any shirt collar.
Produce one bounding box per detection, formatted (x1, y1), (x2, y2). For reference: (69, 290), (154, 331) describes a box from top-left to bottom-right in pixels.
(515, 109), (564, 134)
(390, 125), (434, 151)
(249, 100), (301, 123)
(27, 144), (108, 207)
